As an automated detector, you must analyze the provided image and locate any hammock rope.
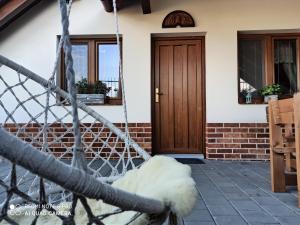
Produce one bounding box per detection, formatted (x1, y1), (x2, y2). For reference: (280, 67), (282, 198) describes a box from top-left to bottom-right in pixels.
(59, 0), (87, 171)
(112, 0), (134, 172)
(42, 0), (73, 155)
(0, 0), (197, 224)
(0, 0), (169, 223)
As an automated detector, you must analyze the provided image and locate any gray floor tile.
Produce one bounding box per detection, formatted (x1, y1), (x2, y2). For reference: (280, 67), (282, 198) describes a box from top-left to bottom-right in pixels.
(184, 222), (216, 225)
(214, 215), (248, 225)
(221, 186), (243, 194)
(275, 216), (300, 225)
(184, 209), (213, 222)
(207, 204), (239, 216)
(193, 200), (208, 210)
(182, 160), (300, 225)
(224, 192), (250, 200)
(241, 211), (279, 224)
(252, 196), (282, 205)
(231, 200), (262, 211)
(262, 205), (297, 216)
(248, 223), (281, 225)
(204, 197), (230, 206)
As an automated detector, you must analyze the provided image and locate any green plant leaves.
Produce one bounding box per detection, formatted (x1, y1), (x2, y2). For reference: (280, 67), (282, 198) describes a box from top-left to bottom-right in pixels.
(75, 78), (111, 95)
(260, 84), (281, 96)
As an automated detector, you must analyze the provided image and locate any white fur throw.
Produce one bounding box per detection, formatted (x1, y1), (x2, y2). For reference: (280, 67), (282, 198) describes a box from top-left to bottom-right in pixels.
(1, 156), (197, 225)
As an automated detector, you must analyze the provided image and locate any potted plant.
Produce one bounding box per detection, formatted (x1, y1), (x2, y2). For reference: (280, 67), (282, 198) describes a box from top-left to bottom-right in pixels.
(238, 89), (248, 104)
(260, 84), (281, 103)
(76, 78), (111, 104)
(76, 78), (88, 94)
(251, 90), (264, 104)
(94, 80), (111, 95)
(92, 80), (111, 104)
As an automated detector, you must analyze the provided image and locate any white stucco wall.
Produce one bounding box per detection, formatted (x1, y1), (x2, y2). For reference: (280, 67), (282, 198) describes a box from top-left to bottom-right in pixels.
(1, 0), (300, 123)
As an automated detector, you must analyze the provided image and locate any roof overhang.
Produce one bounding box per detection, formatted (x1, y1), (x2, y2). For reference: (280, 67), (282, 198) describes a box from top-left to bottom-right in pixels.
(100, 0), (151, 14)
(0, 0), (151, 31)
(0, 0), (41, 31)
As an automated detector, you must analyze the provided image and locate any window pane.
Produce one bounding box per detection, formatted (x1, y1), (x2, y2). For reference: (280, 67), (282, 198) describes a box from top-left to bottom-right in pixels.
(71, 44), (88, 84)
(238, 39), (265, 95)
(274, 39), (297, 95)
(98, 44), (120, 98)
(64, 44), (88, 91)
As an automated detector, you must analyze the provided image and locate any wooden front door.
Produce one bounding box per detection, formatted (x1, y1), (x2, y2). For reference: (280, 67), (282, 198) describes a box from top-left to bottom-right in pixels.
(152, 37), (205, 154)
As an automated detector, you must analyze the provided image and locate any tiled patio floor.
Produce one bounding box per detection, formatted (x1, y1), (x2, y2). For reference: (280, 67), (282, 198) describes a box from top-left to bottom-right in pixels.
(184, 160), (300, 225)
(1, 159), (300, 225)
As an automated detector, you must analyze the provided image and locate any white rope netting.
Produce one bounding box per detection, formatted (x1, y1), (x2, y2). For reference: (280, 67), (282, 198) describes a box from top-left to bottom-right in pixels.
(0, 1), (155, 223)
(0, 54), (150, 204)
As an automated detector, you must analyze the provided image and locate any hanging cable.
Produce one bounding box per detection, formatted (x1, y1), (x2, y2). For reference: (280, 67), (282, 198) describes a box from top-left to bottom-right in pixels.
(112, 0), (134, 171)
(59, 0), (87, 171)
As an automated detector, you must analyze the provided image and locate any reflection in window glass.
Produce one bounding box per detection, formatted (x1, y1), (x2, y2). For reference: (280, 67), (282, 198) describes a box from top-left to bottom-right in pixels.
(274, 39), (297, 96)
(238, 39), (265, 95)
(71, 44), (88, 83)
(98, 44), (120, 98)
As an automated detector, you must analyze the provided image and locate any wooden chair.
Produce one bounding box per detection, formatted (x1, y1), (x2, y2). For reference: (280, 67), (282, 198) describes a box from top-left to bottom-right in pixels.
(294, 94), (300, 208)
(268, 93), (300, 207)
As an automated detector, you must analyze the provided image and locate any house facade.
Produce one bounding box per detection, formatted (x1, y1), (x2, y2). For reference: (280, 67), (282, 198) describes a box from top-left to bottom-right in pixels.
(1, 0), (300, 160)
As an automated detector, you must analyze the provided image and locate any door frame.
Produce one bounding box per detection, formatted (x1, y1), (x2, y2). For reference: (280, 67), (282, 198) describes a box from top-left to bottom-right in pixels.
(151, 36), (206, 156)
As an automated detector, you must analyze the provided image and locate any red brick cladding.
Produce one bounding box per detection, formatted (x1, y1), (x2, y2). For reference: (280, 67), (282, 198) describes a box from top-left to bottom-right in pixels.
(120, 123), (152, 151)
(126, 123), (152, 153)
(206, 123), (269, 160)
(4, 122), (271, 161)
(4, 123), (152, 159)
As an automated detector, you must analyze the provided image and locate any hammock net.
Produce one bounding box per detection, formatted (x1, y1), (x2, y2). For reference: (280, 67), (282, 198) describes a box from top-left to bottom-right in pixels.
(0, 55), (149, 201)
(0, 0), (164, 224)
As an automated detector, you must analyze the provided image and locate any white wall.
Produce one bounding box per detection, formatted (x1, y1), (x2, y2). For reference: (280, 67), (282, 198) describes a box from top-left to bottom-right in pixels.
(1, 0), (300, 123)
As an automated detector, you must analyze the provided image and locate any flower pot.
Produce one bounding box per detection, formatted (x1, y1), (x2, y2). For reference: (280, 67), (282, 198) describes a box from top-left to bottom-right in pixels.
(77, 87), (88, 94)
(264, 95), (278, 103)
(238, 96), (246, 104)
(252, 96), (264, 104)
(76, 94), (105, 104)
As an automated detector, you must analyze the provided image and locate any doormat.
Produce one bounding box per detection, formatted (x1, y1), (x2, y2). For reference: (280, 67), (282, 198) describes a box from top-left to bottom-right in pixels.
(175, 158), (205, 164)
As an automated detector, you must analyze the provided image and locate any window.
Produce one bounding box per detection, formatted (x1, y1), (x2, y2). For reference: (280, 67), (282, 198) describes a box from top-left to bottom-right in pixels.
(60, 37), (122, 105)
(239, 38), (265, 97)
(238, 33), (300, 104)
(274, 39), (298, 94)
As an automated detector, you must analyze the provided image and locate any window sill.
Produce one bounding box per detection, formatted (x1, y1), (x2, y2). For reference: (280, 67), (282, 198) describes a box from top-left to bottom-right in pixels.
(59, 97), (122, 106)
(239, 103), (267, 105)
(103, 98), (122, 105)
(238, 95), (293, 105)
(80, 98), (122, 106)
(238, 97), (265, 105)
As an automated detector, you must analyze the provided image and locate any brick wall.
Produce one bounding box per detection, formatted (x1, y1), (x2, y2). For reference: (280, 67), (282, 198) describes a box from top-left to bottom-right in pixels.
(3, 123), (152, 159)
(126, 123), (152, 151)
(4, 122), (272, 161)
(206, 123), (270, 160)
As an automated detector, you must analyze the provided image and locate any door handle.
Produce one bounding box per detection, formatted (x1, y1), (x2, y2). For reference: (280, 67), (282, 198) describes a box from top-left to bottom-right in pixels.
(155, 88), (163, 103)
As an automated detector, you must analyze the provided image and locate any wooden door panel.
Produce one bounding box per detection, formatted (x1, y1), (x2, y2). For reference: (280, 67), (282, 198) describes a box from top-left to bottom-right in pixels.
(174, 45), (188, 149)
(153, 38), (204, 154)
(187, 44), (198, 150)
(159, 45), (172, 150)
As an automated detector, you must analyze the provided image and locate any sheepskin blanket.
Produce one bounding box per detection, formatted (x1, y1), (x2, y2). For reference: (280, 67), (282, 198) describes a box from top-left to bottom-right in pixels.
(1, 156), (197, 225)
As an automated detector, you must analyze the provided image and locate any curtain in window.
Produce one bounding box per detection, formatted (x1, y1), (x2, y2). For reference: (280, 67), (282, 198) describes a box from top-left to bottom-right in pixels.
(239, 39), (264, 92)
(274, 39), (297, 95)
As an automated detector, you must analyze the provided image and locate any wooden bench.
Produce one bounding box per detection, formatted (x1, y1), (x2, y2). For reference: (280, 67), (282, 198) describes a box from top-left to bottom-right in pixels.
(268, 93), (300, 207)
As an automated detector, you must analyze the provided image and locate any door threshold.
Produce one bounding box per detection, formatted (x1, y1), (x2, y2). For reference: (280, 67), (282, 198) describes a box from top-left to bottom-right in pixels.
(160, 154), (204, 160)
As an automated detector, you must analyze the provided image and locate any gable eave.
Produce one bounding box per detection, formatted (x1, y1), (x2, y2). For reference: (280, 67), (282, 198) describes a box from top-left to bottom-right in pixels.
(0, 0), (41, 31)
